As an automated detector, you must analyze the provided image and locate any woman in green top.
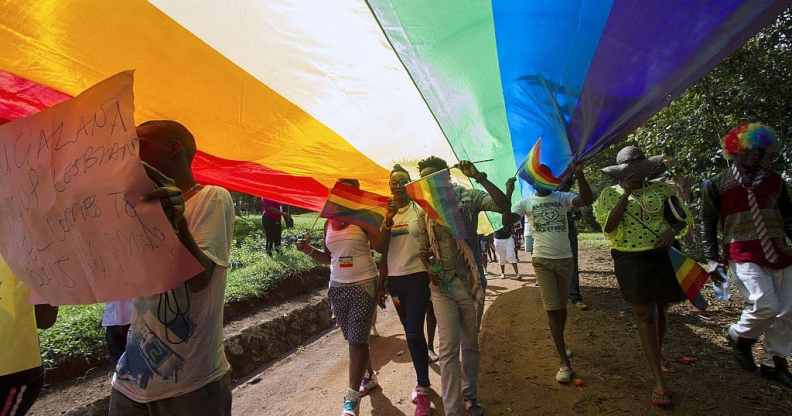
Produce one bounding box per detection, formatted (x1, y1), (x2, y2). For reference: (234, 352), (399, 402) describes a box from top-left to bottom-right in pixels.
(593, 146), (689, 408)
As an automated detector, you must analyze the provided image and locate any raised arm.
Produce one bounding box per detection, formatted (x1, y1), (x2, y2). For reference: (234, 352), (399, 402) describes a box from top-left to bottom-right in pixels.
(603, 190), (632, 234)
(572, 167), (594, 207)
(458, 160), (509, 214)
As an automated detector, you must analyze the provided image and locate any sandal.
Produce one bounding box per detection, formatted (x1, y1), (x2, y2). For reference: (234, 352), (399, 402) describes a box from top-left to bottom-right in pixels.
(651, 389), (673, 407)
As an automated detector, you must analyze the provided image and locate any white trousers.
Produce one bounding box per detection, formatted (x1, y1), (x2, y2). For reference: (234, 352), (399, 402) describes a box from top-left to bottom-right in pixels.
(728, 262), (792, 365)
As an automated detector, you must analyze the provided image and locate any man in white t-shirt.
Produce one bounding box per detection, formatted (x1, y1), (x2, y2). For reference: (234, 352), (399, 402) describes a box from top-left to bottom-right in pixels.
(511, 165), (592, 384)
(109, 120), (235, 416)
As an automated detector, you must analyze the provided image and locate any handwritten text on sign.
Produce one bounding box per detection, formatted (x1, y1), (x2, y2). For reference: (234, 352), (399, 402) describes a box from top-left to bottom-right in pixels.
(0, 71), (201, 305)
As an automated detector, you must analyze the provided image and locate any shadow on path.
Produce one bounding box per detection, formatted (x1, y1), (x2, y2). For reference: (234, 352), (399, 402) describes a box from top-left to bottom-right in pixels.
(478, 285), (792, 415)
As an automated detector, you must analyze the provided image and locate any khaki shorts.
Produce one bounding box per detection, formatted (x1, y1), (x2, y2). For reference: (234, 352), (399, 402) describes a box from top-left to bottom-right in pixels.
(533, 257), (574, 311)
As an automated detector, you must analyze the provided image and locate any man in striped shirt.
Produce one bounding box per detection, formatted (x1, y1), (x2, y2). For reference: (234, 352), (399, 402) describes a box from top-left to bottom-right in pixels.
(701, 123), (792, 389)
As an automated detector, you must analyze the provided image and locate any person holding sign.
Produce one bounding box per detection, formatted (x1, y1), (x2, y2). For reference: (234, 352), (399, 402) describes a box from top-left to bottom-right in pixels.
(1, 258), (58, 416)
(593, 146), (690, 407)
(109, 120), (235, 416)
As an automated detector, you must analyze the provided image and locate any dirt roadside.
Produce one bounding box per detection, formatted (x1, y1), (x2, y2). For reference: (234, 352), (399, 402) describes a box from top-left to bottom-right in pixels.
(233, 247), (792, 415)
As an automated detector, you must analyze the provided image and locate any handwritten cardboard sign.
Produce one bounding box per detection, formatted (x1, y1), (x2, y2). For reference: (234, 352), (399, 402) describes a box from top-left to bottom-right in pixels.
(0, 71), (202, 305)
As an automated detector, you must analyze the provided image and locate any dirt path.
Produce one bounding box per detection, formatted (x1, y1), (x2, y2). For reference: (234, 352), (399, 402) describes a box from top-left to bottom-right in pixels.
(233, 247), (792, 415)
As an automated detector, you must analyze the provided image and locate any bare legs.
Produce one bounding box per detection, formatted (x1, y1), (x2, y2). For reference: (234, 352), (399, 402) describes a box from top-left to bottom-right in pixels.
(349, 343), (371, 391)
(547, 308), (571, 369)
(632, 302), (670, 396)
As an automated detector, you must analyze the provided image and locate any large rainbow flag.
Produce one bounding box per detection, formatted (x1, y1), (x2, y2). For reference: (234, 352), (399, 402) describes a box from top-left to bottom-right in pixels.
(669, 247), (709, 310)
(320, 183), (390, 237)
(0, 1), (784, 213)
(405, 170), (466, 239)
(517, 139), (568, 192)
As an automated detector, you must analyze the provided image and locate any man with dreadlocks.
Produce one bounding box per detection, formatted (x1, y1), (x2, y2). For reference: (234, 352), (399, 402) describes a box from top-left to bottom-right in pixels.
(412, 157), (510, 416)
(702, 123), (792, 389)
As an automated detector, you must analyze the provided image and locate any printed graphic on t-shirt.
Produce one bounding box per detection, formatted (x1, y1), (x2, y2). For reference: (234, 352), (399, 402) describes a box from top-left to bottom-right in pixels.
(391, 223), (409, 237)
(532, 201), (568, 233)
(117, 320), (189, 389)
(339, 256), (354, 268)
(117, 294), (195, 389)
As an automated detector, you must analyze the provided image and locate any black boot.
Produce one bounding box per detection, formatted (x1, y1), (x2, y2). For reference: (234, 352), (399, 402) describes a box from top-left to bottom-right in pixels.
(760, 357), (792, 389)
(731, 336), (758, 371)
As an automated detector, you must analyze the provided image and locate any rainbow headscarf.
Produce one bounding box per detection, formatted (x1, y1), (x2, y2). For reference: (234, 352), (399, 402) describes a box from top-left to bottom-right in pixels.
(722, 123), (779, 159)
(517, 139), (565, 191)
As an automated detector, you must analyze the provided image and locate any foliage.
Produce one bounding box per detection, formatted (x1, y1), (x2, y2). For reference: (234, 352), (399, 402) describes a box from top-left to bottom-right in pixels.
(584, 10), (792, 256)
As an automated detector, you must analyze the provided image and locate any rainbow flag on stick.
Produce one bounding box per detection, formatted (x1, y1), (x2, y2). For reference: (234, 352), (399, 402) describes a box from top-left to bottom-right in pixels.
(517, 139), (567, 191)
(405, 169), (466, 239)
(320, 183), (390, 237)
(669, 247), (709, 310)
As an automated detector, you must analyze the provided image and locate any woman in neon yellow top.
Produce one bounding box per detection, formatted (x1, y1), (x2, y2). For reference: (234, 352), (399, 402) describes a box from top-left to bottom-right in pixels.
(593, 146), (690, 408)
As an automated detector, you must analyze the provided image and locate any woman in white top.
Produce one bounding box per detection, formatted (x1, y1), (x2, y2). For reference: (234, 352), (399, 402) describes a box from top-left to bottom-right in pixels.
(299, 179), (385, 416)
(380, 165), (433, 416)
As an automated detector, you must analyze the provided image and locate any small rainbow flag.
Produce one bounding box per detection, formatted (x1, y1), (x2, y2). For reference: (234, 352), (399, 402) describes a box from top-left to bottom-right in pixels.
(404, 169), (466, 239)
(320, 183), (390, 237)
(669, 247), (709, 310)
(517, 139), (564, 191)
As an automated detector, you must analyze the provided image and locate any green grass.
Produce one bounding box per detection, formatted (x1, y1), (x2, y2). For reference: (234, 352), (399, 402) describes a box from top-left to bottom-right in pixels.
(38, 214), (325, 369)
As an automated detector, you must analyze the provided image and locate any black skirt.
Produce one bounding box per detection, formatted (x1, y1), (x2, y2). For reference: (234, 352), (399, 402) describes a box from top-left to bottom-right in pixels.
(611, 248), (686, 305)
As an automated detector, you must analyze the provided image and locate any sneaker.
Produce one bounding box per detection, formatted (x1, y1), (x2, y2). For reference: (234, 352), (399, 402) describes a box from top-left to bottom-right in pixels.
(573, 301), (590, 311)
(500, 273), (505, 279)
(359, 371), (379, 395)
(556, 366), (574, 384)
(341, 391), (360, 416)
(412, 387), (432, 415)
(427, 349), (439, 363)
(464, 399), (485, 416)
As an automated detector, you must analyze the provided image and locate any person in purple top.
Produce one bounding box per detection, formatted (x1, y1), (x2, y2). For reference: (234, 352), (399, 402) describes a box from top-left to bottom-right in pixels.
(260, 198), (291, 255)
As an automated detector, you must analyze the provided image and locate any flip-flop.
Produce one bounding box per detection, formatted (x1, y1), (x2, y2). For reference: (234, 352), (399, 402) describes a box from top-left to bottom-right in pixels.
(651, 389), (673, 407)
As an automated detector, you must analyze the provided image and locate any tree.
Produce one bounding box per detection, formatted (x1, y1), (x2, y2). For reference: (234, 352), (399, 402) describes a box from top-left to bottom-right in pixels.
(585, 10), (791, 250)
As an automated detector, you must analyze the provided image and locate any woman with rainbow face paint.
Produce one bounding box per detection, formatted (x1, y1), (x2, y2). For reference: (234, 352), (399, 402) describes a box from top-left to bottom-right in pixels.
(701, 123), (792, 390)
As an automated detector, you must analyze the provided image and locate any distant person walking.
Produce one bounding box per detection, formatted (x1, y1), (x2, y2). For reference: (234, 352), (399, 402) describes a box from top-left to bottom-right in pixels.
(102, 300), (134, 364)
(260, 198), (290, 255)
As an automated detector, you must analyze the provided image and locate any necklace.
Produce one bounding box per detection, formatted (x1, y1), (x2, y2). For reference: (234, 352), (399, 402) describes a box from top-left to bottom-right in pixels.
(628, 186), (659, 221)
